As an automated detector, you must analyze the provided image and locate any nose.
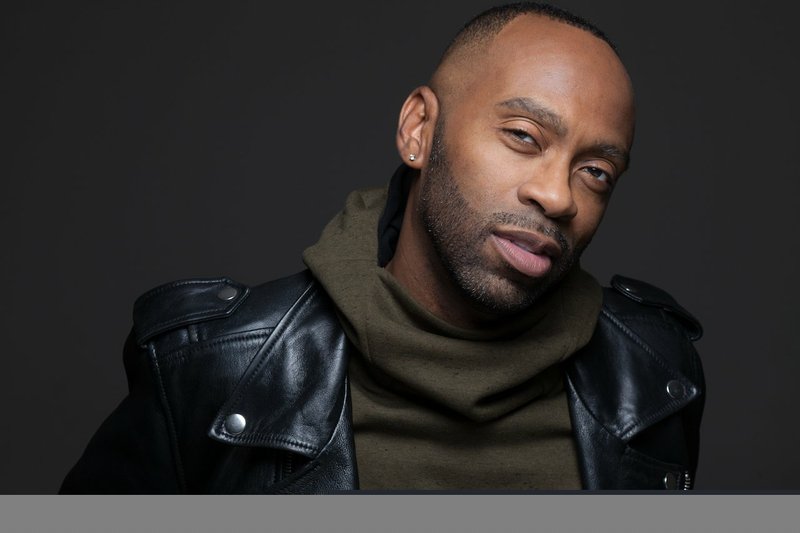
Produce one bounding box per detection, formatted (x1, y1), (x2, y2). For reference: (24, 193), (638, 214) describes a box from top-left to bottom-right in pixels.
(516, 161), (578, 220)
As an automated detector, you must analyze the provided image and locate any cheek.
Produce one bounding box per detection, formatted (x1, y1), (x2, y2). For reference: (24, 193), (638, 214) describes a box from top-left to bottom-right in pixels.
(443, 111), (521, 193)
(446, 142), (523, 205)
(571, 193), (608, 247)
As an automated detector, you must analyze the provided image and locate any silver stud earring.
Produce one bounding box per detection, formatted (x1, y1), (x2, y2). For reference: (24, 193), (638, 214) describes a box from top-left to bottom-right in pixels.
(408, 154), (416, 162)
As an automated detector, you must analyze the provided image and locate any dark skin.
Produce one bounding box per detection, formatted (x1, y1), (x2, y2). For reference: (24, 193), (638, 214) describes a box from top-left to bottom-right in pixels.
(386, 15), (636, 329)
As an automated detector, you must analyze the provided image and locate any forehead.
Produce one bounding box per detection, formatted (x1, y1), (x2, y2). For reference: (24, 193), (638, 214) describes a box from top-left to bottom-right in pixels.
(454, 15), (635, 143)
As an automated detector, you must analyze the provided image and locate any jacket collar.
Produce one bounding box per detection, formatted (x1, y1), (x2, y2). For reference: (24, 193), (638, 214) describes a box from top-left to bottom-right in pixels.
(208, 280), (349, 458)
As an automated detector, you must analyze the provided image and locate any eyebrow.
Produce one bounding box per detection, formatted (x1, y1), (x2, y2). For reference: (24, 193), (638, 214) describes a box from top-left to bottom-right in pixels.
(594, 142), (631, 169)
(496, 97), (567, 137)
(497, 96), (630, 169)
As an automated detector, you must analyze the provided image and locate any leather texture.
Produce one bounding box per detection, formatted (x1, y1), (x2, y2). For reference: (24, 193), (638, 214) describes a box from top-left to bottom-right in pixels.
(61, 269), (703, 493)
(565, 281), (704, 489)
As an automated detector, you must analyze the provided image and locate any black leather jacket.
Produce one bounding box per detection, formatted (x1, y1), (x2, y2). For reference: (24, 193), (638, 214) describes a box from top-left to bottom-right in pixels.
(61, 269), (704, 493)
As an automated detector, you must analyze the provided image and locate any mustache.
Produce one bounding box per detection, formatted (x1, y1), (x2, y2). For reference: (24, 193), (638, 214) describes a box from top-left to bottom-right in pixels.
(488, 212), (570, 254)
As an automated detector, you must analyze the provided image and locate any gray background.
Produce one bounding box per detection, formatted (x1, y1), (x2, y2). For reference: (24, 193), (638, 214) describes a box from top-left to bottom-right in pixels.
(2, 0), (797, 492)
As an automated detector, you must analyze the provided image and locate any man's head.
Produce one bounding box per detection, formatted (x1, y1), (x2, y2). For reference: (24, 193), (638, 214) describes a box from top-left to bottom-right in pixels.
(390, 3), (635, 325)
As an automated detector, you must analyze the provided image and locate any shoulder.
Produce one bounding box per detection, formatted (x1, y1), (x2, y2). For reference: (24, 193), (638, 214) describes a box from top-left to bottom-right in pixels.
(602, 274), (703, 342)
(131, 270), (315, 347)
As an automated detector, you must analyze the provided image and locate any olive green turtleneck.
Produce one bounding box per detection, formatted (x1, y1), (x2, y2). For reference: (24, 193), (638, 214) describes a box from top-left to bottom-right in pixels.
(303, 186), (602, 490)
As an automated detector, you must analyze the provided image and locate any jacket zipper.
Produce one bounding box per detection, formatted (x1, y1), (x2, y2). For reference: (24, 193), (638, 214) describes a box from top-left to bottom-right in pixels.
(281, 451), (294, 479)
(682, 470), (693, 490)
(273, 450), (295, 484)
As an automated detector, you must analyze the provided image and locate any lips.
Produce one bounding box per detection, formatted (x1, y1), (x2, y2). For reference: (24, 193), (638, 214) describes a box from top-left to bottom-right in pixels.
(490, 230), (561, 278)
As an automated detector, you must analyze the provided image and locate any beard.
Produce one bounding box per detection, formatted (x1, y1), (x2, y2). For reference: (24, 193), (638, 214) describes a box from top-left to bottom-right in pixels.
(418, 119), (585, 315)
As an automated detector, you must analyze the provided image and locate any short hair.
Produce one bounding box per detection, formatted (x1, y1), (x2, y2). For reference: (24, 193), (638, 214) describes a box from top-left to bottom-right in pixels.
(439, 2), (617, 66)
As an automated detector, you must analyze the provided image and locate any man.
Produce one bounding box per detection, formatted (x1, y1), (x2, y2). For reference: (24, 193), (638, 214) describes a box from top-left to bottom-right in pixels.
(61, 2), (704, 492)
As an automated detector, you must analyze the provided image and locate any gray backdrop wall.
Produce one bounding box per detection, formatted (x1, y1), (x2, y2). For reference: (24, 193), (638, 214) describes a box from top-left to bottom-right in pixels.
(3, 0), (798, 492)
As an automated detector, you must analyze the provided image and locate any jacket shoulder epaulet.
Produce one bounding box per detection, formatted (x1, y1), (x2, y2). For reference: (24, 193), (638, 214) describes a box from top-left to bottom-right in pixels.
(132, 278), (250, 345)
(606, 274), (702, 341)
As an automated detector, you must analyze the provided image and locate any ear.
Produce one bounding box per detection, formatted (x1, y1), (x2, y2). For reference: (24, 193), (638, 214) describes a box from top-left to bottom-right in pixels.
(396, 86), (440, 170)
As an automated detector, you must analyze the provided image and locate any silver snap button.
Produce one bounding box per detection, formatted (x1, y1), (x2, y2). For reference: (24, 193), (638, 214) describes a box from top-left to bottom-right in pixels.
(224, 413), (246, 435)
(217, 286), (238, 301)
(666, 380), (686, 399)
(663, 472), (678, 489)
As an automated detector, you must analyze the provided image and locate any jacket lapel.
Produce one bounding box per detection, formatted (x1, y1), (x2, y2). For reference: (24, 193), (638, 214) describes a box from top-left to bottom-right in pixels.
(564, 305), (701, 489)
(207, 281), (350, 459)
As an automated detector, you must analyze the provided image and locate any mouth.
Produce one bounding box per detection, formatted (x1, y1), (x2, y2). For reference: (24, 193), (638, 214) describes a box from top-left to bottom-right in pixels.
(490, 229), (562, 278)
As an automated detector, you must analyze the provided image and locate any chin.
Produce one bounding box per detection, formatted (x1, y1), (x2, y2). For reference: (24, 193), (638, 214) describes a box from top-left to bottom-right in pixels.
(455, 268), (561, 316)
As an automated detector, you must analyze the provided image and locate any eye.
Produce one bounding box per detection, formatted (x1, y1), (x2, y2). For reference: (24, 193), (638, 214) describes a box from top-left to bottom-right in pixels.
(502, 128), (541, 152)
(584, 166), (612, 183)
(579, 165), (617, 194)
(509, 128), (535, 144)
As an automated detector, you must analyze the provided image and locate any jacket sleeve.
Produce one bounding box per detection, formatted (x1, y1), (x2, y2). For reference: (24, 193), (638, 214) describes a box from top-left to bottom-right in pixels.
(59, 331), (182, 494)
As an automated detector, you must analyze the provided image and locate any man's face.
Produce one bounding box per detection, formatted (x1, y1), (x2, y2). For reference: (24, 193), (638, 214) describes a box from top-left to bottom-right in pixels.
(416, 16), (635, 314)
